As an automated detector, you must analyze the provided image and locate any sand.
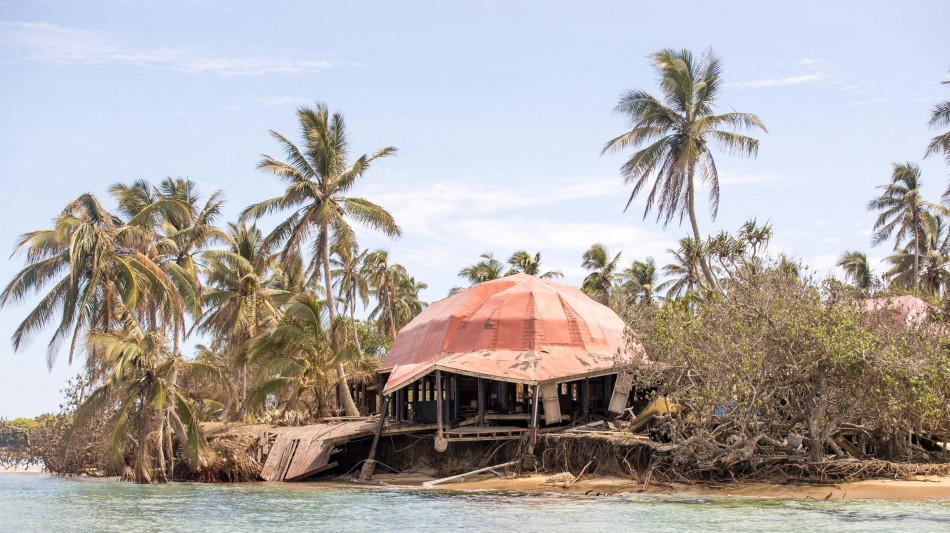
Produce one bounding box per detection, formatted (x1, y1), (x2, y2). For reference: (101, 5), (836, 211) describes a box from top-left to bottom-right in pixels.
(365, 472), (950, 501)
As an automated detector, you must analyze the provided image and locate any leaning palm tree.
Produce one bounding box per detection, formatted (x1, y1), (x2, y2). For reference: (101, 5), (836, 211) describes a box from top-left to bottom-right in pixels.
(71, 323), (217, 483)
(0, 194), (181, 368)
(602, 48), (767, 289)
(925, 71), (950, 171)
(837, 251), (875, 294)
(506, 250), (563, 279)
(581, 243), (622, 304)
(868, 162), (948, 293)
(241, 104), (400, 417)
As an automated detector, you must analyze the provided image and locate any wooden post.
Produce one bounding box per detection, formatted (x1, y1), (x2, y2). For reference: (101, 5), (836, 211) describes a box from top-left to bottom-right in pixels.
(581, 378), (590, 417)
(477, 378), (485, 426)
(435, 370), (444, 437)
(529, 384), (540, 454)
(452, 374), (460, 422)
(359, 394), (391, 481)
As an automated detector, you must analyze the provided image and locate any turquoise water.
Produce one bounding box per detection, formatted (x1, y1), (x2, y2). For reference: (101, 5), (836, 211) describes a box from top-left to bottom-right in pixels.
(3, 473), (950, 532)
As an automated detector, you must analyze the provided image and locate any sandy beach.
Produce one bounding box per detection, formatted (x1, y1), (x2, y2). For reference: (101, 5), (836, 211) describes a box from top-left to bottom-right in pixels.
(366, 472), (950, 501)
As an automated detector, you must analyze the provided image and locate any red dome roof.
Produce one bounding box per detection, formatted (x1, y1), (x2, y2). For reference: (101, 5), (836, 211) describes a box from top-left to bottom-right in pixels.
(382, 273), (639, 393)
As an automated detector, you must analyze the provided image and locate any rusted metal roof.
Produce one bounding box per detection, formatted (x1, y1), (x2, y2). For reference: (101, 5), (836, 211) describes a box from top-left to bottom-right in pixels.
(382, 274), (641, 393)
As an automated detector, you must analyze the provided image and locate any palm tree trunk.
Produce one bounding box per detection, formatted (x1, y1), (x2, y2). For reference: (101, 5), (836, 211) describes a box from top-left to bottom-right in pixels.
(320, 228), (360, 417)
(349, 292), (363, 355)
(687, 173), (721, 293)
(914, 222), (920, 295)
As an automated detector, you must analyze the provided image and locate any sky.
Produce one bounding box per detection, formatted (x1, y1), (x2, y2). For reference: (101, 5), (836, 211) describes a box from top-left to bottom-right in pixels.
(0, 0), (948, 418)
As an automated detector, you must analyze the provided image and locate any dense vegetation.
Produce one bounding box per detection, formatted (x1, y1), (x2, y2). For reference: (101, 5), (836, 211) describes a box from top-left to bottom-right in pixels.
(2, 49), (948, 483)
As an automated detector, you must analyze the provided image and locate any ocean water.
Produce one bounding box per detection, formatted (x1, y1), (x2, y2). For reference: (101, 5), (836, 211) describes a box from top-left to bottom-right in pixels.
(2, 473), (950, 532)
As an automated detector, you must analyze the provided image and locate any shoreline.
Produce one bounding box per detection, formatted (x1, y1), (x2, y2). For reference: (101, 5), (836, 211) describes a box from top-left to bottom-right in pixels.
(6, 468), (950, 501)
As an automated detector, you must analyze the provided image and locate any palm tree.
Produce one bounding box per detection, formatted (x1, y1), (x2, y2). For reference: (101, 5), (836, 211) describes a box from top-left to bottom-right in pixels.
(658, 237), (706, 300)
(620, 257), (659, 304)
(363, 250), (407, 342)
(868, 162), (948, 293)
(331, 239), (369, 354)
(837, 251), (874, 294)
(245, 293), (346, 418)
(505, 251), (564, 279)
(71, 323), (216, 483)
(459, 253), (506, 284)
(581, 243), (622, 304)
(241, 104), (400, 417)
(0, 194), (180, 367)
(925, 71), (950, 171)
(199, 223), (283, 419)
(112, 178), (223, 356)
(602, 48), (767, 289)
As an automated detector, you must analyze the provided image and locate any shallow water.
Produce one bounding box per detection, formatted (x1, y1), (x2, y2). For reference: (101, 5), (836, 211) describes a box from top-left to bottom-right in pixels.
(2, 473), (950, 532)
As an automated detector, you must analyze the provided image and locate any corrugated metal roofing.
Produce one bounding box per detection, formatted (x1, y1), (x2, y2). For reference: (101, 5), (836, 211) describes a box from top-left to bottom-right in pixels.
(382, 274), (640, 393)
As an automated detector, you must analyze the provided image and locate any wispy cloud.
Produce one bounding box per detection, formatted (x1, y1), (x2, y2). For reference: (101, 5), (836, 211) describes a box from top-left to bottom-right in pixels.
(0, 21), (335, 76)
(727, 58), (833, 89)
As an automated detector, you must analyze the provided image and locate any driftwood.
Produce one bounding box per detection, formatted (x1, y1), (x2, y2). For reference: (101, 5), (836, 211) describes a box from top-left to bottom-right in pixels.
(422, 460), (519, 487)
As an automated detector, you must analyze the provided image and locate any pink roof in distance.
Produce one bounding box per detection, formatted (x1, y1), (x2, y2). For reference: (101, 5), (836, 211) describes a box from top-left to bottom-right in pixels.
(381, 273), (639, 393)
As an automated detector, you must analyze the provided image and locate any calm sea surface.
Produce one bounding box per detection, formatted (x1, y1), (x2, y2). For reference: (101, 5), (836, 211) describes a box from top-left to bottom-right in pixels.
(3, 473), (950, 532)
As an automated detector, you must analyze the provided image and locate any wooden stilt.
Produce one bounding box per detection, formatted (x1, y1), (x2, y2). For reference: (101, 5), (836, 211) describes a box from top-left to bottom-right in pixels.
(581, 378), (590, 417)
(435, 370), (444, 437)
(359, 394), (391, 481)
(529, 384), (540, 454)
(477, 378), (485, 426)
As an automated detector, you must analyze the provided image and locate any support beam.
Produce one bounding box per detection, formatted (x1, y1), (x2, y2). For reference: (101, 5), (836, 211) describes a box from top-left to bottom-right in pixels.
(435, 370), (444, 438)
(359, 394), (391, 481)
(477, 378), (485, 426)
(581, 378), (590, 417)
(529, 384), (540, 454)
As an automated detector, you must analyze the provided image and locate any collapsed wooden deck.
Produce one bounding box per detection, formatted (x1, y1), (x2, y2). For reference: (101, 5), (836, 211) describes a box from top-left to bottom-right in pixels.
(259, 420), (438, 481)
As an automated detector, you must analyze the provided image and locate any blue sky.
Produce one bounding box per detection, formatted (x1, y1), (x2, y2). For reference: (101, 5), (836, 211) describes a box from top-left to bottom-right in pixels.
(0, 0), (948, 418)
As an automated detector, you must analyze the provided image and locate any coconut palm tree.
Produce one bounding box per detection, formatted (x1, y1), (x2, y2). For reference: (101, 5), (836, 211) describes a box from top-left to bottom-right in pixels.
(925, 71), (950, 171)
(620, 257), (659, 304)
(658, 237), (706, 300)
(331, 239), (369, 354)
(505, 251), (564, 279)
(363, 250), (408, 341)
(837, 251), (875, 294)
(868, 162), (948, 293)
(241, 104), (400, 416)
(111, 178), (223, 356)
(199, 223), (283, 419)
(0, 194), (181, 368)
(581, 243), (622, 304)
(459, 253), (506, 285)
(602, 48), (767, 290)
(71, 323), (217, 483)
(245, 293), (347, 418)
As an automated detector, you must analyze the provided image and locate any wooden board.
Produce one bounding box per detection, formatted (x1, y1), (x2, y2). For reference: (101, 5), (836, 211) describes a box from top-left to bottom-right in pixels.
(260, 421), (377, 481)
(608, 372), (634, 414)
(542, 383), (561, 425)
